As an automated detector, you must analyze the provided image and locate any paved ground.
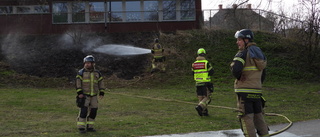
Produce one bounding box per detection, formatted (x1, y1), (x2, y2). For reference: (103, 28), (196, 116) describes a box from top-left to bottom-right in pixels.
(144, 119), (320, 137)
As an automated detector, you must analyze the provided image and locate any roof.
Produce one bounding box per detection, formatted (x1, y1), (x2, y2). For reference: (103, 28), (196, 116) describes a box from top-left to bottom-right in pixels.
(209, 7), (274, 31)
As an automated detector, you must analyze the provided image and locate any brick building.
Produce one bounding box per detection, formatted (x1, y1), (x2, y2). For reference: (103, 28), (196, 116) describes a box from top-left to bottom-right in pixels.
(0, 0), (202, 34)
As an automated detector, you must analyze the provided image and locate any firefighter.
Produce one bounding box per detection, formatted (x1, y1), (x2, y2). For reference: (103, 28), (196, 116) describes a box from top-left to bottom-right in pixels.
(75, 55), (105, 133)
(151, 38), (166, 73)
(192, 48), (214, 116)
(230, 29), (269, 137)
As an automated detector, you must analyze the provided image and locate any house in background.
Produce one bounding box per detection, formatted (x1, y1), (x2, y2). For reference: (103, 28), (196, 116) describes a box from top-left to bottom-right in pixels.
(209, 4), (274, 32)
(0, 0), (202, 34)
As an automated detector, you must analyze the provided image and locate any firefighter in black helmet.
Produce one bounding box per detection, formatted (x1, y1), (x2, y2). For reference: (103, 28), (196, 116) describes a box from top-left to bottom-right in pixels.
(231, 29), (269, 137)
(75, 55), (105, 133)
(151, 38), (166, 73)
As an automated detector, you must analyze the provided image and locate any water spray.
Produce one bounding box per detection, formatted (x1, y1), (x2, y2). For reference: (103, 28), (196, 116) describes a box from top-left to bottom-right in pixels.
(93, 44), (151, 56)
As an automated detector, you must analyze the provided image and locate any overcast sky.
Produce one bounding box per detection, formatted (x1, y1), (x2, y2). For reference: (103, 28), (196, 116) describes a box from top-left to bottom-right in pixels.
(200, 0), (304, 21)
(201, 0), (300, 13)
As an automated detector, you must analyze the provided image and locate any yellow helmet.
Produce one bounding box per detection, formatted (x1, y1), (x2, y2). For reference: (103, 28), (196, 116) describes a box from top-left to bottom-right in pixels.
(197, 48), (206, 55)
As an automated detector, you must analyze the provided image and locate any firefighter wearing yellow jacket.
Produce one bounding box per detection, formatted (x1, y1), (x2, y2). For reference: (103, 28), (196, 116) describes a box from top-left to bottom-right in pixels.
(76, 55), (105, 133)
(230, 29), (269, 137)
(192, 48), (214, 116)
(151, 38), (166, 73)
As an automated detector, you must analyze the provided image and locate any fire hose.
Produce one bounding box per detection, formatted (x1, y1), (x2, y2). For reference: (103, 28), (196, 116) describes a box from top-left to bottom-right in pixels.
(107, 92), (292, 136)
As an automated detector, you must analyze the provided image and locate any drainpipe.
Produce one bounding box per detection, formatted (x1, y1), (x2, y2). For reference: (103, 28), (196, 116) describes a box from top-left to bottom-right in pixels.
(109, 0), (112, 32)
(104, 0), (107, 31)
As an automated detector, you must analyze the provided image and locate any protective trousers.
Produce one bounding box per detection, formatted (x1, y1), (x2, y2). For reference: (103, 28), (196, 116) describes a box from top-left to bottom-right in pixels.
(237, 94), (269, 137)
(77, 96), (98, 129)
(197, 86), (212, 113)
(152, 58), (166, 72)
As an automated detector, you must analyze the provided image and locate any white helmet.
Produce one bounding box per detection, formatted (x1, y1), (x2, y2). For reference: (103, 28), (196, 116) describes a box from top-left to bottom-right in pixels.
(83, 55), (95, 63)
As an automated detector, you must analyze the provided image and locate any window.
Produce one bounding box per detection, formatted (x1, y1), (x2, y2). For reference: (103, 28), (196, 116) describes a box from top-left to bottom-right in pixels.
(110, 1), (122, 22)
(144, 1), (158, 21)
(72, 2), (85, 23)
(163, 0), (176, 20)
(89, 2), (105, 22)
(51, 0), (195, 24)
(16, 6), (32, 13)
(52, 2), (68, 23)
(0, 6), (12, 14)
(34, 5), (49, 13)
(0, 5), (48, 14)
(126, 1), (141, 21)
(180, 0), (195, 20)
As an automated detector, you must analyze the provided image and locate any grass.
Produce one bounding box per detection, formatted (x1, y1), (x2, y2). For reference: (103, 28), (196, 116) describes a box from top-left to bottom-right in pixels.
(1, 29), (320, 136)
(1, 79), (319, 137)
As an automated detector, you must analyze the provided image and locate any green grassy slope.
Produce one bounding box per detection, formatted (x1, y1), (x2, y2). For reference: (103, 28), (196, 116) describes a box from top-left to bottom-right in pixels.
(132, 29), (319, 92)
(0, 30), (319, 136)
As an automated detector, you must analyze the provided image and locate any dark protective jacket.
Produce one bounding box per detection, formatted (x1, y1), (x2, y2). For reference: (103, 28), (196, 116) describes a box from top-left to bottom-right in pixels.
(151, 43), (164, 59)
(76, 68), (105, 96)
(231, 42), (267, 93)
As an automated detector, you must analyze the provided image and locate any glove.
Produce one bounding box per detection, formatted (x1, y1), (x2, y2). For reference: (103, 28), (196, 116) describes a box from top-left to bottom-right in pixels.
(261, 96), (267, 108)
(206, 82), (214, 92)
(99, 91), (105, 96)
(76, 95), (86, 108)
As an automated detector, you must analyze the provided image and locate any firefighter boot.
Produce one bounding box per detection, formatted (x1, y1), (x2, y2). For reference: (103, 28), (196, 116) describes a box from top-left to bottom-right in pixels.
(203, 109), (209, 116)
(195, 105), (203, 116)
(87, 128), (96, 132)
(79, 128), (86, 134)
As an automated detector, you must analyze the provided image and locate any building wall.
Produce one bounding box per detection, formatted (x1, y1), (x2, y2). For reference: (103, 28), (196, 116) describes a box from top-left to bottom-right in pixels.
(0, 0), (202, 34)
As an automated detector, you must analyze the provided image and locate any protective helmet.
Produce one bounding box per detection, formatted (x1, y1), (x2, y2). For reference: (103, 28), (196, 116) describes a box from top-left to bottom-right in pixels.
(197, 48), (206, 55)
(83, 55), (95, 63)
(154, 38), (159, 43)
(234, 29), (254, 41)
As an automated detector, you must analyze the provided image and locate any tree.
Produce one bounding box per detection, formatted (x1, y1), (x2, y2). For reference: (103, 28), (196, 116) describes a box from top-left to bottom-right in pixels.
(294, 0), (320, 67)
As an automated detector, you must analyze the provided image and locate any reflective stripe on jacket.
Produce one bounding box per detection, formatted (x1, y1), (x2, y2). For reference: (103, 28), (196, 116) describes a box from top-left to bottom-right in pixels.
(192, 60), (211, 83)
(76, 68), (105, 96)
(152, 43), (164, 58)
(232, 43), (267, 93)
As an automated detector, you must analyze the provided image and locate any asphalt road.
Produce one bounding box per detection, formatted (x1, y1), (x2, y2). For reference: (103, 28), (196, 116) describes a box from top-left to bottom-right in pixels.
(144, 119), (320, 137)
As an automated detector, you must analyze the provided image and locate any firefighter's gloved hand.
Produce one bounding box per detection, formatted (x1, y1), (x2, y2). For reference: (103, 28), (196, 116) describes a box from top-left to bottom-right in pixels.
(76, 95), (86, 108)
(261, 96), (267, 108)
(99, 92), (105, 99)
(99, 92), (105, 96)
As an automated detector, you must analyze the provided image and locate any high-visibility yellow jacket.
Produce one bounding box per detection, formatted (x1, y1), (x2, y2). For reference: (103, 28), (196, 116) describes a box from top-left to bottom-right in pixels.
(151, 43), (164, 59)
(76, 68), (105, 96)
(192, 56), (214, 85)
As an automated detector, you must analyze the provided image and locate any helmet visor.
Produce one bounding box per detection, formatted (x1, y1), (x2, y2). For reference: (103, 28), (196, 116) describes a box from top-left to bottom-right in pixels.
(83, 56), (95, 63)
(234, 31), (245, 39)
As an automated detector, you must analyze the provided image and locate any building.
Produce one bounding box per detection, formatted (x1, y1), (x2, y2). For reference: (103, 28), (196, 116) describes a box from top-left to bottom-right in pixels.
(209, 4), (274, 32)
(0, 0), (202, 34)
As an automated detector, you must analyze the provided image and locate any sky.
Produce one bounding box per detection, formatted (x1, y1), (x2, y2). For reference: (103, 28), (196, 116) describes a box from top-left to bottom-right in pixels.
(201, 0), (301, 20)
(201, 0), (300, 13)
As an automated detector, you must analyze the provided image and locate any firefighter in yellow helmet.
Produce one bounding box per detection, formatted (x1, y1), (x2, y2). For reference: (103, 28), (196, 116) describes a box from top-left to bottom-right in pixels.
(192, 48), (214, 116)
(151, 38), (166, 73)
(75, 55), (105, 133)
(230, 29), (269, 137)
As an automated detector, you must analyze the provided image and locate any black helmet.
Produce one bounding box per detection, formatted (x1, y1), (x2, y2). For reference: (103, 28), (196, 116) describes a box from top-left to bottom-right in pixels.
(234, 29), (254, 41)
(154, 38), (159, 43)
(83, 55), (95, 63)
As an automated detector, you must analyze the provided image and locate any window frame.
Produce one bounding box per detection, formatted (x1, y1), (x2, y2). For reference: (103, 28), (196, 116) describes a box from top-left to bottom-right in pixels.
(51, 0), (196, 24)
